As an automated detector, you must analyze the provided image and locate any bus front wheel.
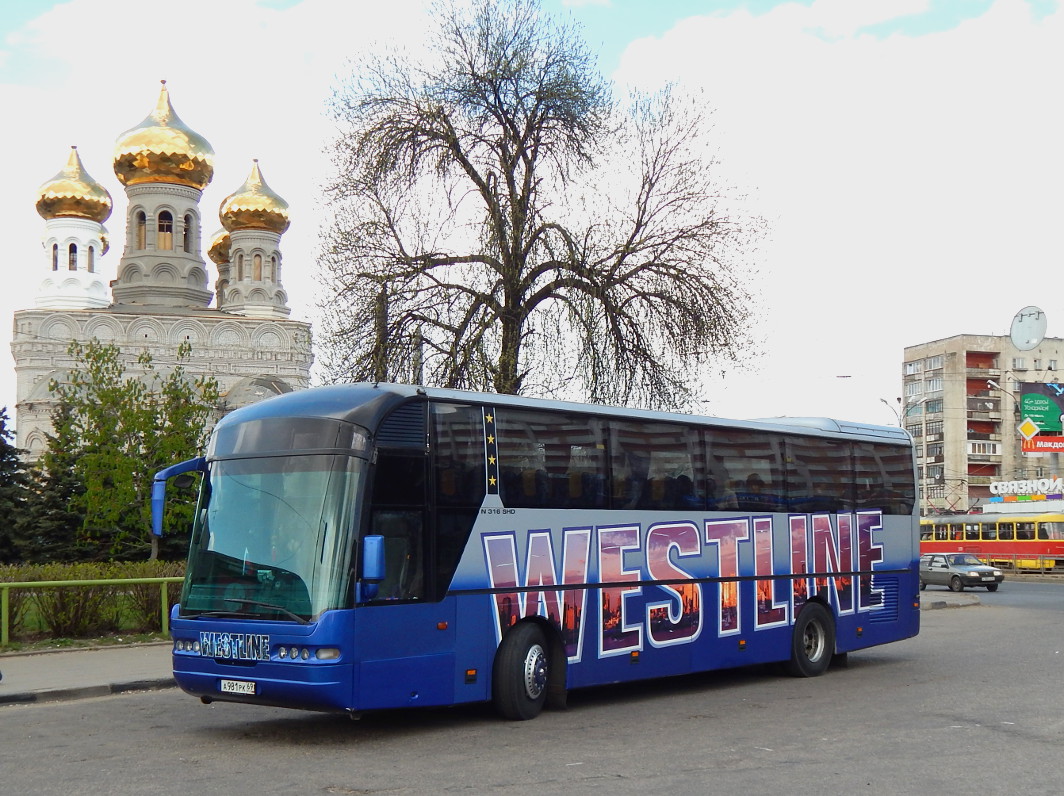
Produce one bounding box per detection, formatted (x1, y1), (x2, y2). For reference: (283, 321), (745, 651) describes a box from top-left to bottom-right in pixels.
(493, 622), (549, 720)
(786, 602), (835, 678)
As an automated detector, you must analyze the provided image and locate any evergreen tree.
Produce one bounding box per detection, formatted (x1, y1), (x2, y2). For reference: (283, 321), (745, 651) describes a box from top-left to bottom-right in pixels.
(0, 407), (30, 562)
(17, 402), (86, 563)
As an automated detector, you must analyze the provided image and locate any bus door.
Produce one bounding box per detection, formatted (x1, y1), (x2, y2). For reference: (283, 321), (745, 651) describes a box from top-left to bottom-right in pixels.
(354, 404), (458, 711)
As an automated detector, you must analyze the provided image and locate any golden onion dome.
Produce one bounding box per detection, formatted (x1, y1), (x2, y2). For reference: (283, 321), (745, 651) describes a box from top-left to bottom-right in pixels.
(36, 146), (113, 223)
(113, 80), (214, 190)
(207, 228), (231, 265)
(219, 160), (290, 234)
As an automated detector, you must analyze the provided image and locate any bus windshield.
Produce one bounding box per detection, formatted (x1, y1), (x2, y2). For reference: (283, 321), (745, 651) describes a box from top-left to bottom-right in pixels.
(181, 453), (364, 622)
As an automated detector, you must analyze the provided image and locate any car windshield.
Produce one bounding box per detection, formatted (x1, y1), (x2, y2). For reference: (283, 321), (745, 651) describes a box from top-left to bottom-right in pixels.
(180, 453), (365, 622)
(948, 554), (984, 566)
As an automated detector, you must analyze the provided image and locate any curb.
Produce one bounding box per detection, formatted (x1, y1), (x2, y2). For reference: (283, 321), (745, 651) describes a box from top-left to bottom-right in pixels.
(0, 677), (176, 707)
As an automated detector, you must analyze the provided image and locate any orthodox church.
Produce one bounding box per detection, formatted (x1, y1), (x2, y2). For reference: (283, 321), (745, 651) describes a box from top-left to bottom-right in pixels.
(10, 81), (313, 457)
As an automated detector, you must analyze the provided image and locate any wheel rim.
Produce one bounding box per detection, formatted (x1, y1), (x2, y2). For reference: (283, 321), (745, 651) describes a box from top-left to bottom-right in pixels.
(802, 619), (826, 662)
(523, 643), (548, 700)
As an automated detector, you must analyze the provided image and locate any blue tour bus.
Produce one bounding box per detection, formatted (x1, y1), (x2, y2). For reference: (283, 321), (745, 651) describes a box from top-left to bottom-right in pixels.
(152, 383), (919, 720)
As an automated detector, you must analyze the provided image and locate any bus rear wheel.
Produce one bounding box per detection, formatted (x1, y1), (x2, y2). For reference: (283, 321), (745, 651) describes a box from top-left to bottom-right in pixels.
(493, 622), (549, 720)
(786, 602), (835, 678)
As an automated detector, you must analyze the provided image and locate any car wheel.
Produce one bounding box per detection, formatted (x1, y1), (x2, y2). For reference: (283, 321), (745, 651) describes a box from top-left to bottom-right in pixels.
(493, 622), (549, 720)
(949, 575), (964, 592)
(986, 583), (999, 592)
(785, 602), (835, 678)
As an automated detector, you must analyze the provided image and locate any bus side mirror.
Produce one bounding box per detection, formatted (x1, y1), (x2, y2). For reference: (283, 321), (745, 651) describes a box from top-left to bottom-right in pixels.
(359, 535), (385, 601)
(151, 457), (208, 536)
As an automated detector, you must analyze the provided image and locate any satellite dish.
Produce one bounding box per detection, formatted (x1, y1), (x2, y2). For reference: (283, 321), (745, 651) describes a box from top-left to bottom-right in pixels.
(1010, 306), (1047, 351)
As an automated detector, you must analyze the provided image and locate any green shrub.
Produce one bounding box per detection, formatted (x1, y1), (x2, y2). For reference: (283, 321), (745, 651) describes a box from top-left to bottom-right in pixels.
(1, 561), (185, 641)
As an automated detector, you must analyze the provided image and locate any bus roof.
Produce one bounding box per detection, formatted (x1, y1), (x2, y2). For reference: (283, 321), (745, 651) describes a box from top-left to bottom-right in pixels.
(217, 382), (912, 446)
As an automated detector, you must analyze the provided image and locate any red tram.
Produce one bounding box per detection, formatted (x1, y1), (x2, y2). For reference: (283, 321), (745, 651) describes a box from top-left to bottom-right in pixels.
(920, 512), (1064, 569)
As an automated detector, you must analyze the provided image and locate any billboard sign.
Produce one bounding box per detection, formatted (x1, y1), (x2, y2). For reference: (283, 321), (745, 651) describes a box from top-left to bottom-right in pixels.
(1019, 382), (1064, 434)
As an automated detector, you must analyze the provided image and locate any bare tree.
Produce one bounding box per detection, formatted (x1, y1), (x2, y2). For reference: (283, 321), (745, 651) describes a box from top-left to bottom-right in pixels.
(318, 0), (761, 410)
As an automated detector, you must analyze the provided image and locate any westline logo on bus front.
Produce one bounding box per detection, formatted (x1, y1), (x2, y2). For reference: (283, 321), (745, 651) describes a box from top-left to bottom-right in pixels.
(483, 509), (885, 663)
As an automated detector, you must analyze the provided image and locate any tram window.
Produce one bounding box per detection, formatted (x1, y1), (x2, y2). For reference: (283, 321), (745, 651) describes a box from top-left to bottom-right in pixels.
(982, 524), (997, 541)
(998, 523), (1014, 541)
(1016, 523), (1034, 540)
(1043, 522), (1064, 540)
(950, 524), (963, 541)
(1037, 524), (1050, 541)
(964, 524), (980, 541)
(934, 524), (948, 541)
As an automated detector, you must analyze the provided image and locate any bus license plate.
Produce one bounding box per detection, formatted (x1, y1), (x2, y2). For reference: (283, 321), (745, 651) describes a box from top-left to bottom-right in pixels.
(220, 679), (256, 695)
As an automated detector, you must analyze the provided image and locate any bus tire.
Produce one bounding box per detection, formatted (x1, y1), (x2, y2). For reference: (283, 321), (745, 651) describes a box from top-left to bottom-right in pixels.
(493, 622), (549, 720)
(786, 602), (835, 678)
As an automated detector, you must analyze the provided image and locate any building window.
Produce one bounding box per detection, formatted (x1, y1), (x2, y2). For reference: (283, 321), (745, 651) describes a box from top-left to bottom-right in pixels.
(968, 441), (1001, 456)
(925, 355), (943, 370)
(1034, 358), (1042, 370)
(906, 423), (923, 438)
(237, 253), (244, 281)
(253, 253), (263, 281)
(158, 211), (174, 250)
(51, 243), (58, 271)
(267, 255), (276, 282)
(1013, 357), (1026, 371)
(136, 211), (147, 249)
(87, 246), (95, 273)
(905, 361), (922, 376)
(183, 214), (194, 253)
(68, 243), (77, 270)
(925, 377), (943, 392)
(905, 381), (924, 397)
(1050, 360), (1058, 371)
(925, 399), (943, 414)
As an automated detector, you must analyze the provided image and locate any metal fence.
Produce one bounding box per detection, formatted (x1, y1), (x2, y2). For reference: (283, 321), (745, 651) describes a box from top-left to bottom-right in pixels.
(0, 577), (185, 645)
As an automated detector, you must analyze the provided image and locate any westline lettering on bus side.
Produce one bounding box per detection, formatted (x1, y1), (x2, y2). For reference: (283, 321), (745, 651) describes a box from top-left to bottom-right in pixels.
(483, 509), (885, 663)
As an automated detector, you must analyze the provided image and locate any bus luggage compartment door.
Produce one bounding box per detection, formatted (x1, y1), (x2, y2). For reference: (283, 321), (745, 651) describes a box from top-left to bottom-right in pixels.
(354, 601), (457, 710)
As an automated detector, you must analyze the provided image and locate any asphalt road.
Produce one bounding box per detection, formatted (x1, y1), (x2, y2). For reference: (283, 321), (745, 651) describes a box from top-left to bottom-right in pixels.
(2, 583), (1063, 795)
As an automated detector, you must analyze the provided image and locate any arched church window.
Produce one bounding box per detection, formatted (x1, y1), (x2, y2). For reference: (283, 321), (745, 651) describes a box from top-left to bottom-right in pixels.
(68, 243), (77, 271)
(253, 253), (263, 281)
(52, 243), (58, 271)
(183, 214), (194, 253)
(88, 246), (95, 273)
(158, 211), (174, 250)
(237, 253), (244, 281)
(267, 255), (276, 283)
(136, 212), (147, 249)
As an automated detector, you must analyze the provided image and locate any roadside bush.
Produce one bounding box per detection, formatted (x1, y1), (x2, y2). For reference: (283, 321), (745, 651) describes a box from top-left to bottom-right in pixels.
(30, 563), (121, 637)
(0, 561), (185, 642)
(119, 560), (186, 632)
(0, 564), (33, 636)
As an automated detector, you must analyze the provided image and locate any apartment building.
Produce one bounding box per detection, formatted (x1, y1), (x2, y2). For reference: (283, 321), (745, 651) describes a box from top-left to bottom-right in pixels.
(902, 334), (1064, 514)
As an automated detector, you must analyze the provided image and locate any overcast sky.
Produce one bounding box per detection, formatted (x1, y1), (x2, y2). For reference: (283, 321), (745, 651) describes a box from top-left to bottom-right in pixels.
(2, 0), (1062, 428)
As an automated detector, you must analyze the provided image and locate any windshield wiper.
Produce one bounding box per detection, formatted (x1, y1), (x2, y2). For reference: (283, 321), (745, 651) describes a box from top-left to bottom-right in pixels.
(223, 598), (310, 625)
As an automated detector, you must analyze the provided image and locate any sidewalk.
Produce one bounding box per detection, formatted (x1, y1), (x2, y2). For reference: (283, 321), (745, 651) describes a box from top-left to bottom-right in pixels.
(0, 592), (977, 707)
(0, 642), (174, 706)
